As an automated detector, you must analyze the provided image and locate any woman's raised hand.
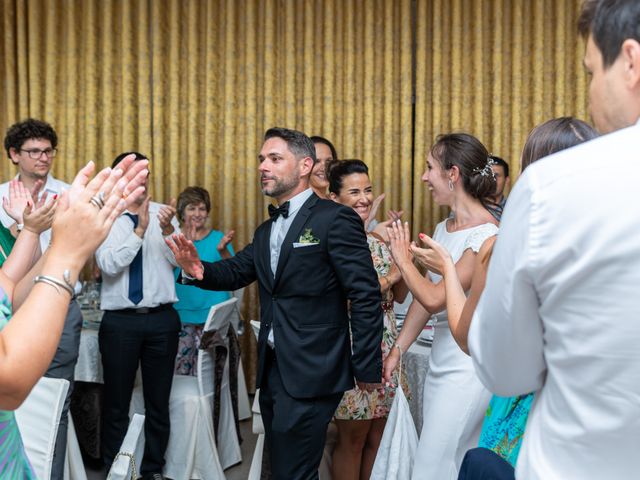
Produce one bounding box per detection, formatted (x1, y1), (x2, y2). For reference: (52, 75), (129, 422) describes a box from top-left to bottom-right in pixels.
(23, 198), (57, 234)
(410, 233), (453, 276)
(217, 229), (235, 252)
(49, 159), (148, 267)
(2, 179), (44, 226)
(364, 193), (385, 231)
(387, 220), (414, 269)
(182, 217), (197, 241)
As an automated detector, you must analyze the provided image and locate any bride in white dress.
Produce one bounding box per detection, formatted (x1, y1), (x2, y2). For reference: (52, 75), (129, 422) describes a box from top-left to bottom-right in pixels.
(384, 133), (499, 479)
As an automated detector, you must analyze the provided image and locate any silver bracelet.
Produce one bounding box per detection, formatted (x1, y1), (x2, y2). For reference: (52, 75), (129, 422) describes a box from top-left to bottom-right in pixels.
(62, 269), (75, 296)
(34, 272), (75, 298)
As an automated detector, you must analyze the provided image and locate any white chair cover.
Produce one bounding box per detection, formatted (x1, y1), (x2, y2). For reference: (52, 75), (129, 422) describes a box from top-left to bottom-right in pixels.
(229, 288), (251, 421)
(230, 288), (245, 333)
(237, 357), (252, 421)
(65, 414), (88, 480)
(197, 297), (242, 470)
(248, 389), (264, 480)
(248, 433), (265, 480)
(107, 414), (145, 480)
(15, 377), (70, 480)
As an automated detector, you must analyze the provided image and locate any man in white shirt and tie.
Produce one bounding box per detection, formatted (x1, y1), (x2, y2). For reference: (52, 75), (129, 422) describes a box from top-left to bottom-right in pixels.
(1, 118), (82, 479)
(95, 152), (180, 480)
(468, 1), (640, 478)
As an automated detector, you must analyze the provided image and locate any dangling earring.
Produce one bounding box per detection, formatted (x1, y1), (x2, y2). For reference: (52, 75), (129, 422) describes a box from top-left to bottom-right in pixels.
(448, 179), (454, 191)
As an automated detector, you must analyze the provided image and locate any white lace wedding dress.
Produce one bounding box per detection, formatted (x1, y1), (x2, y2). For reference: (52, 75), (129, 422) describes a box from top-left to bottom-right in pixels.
(412, 220), (498, 480)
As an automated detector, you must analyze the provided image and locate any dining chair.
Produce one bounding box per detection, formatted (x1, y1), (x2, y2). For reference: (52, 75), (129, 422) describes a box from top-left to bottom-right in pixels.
(196, 297), (242, 470)
(106, 413), (145, 480)
(64, 414), (89, 480)
(231, 287), (252, 421)
(15, 377), (69, 480)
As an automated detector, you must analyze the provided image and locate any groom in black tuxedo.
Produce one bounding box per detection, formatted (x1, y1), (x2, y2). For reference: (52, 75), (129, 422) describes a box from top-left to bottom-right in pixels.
(167, 127), (383, 479)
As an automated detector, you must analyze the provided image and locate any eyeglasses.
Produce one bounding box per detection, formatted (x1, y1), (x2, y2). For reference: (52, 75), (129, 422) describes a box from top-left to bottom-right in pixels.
(19, 148), (57, 159)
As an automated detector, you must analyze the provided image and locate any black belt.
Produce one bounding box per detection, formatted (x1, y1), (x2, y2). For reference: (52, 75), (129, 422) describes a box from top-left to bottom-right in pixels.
(115, 303), (174, 315)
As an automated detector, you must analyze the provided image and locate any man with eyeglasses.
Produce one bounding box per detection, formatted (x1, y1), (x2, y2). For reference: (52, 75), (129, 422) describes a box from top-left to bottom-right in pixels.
(1, 117), (82, 479)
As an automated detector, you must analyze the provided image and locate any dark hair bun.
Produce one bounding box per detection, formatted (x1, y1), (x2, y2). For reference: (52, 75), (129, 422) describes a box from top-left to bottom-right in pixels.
(327, 159), (369, 195)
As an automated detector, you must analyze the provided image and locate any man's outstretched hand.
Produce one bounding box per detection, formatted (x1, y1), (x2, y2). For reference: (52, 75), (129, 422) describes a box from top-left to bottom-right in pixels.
(165, 233), (204, 280)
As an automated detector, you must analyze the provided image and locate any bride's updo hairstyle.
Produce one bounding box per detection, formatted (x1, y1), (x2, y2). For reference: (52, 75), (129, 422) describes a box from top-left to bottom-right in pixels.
(430, 133), (496, 210)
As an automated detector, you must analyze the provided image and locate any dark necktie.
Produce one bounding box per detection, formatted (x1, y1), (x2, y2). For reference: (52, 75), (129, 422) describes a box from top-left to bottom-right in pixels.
(124, 213), (144, 304)
(268, 201), (290, 219)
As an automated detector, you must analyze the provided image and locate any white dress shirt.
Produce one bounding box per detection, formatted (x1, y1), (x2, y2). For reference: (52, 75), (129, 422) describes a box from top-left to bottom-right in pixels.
(0, 174), (69, 252)
(469, 120), (640, 479)
(267, 188), (314, 346)
(96, 201), (180, 310)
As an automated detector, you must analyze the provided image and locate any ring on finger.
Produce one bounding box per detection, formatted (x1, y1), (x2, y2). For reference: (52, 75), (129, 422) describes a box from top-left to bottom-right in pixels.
(98, 191), (106, 203)
(90, 196), (104, 210)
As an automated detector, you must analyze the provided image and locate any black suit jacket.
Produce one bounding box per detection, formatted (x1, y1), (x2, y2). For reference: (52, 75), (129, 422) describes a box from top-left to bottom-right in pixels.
(185, 193), (383, 398)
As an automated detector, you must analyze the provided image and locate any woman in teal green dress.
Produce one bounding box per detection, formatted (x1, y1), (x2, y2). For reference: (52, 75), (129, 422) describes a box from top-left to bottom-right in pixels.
(0, 290), (36, 478)
(173, 187), (235, 375)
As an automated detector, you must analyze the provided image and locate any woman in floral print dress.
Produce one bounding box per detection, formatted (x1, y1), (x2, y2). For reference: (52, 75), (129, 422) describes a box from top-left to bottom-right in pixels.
(328, 159), (409, 480)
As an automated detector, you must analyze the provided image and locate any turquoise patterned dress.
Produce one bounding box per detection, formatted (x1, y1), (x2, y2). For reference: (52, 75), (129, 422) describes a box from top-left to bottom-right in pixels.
(478, 393), (535, 466)
(0, 289), (36, 479)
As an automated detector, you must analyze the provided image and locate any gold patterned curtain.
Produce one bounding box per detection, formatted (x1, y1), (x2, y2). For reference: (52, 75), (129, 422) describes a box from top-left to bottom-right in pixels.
(413, 0), (589, 234)
(0, 0), (413, 389)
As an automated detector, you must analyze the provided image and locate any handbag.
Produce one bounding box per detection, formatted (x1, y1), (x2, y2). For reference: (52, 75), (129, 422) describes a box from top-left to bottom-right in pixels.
(106, 451), (138, 480)
(370, 353), (419, 480)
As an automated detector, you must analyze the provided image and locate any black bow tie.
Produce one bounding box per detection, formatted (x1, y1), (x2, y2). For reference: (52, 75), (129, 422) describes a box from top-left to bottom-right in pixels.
(268, 201), (290, 219)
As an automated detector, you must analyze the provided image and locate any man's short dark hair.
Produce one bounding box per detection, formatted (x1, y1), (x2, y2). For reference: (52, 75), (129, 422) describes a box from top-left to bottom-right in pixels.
(264, 127), (317, 164)
(4, 118), (58, 158)
(490, 155), (509, 178)
(112, 151), (147, 168)
(578, 0), (640, 67)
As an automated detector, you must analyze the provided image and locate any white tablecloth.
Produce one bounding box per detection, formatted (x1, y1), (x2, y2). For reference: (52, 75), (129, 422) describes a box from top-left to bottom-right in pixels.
(75, 310), (103, 383)
(404, 342), (431, 433)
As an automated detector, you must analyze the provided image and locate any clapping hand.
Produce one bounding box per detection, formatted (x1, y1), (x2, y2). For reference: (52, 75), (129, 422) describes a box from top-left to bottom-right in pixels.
(50, 159), (148, 265)
(23, 198), (56, 234)
(386, 220), (414, 269)
(182, 217), (197, 241)
(372, 209), (404, 242)
(158, 198), (177, 236)
(364, 193), (385, 231)
(410, 233), (452, 276)
(3, 179), (46, 226)
(217, 229), (235, 253)
(135, 196), (151, 238)
(165, 233), (205, 280)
